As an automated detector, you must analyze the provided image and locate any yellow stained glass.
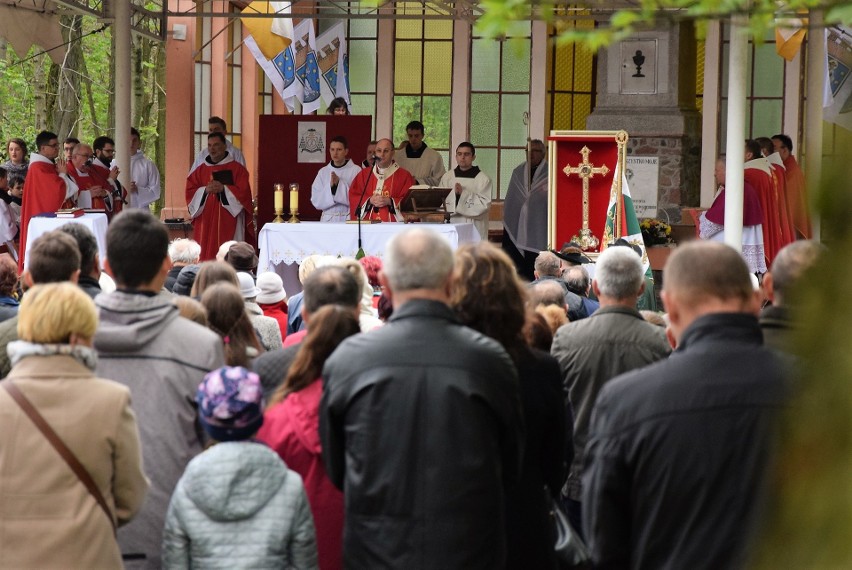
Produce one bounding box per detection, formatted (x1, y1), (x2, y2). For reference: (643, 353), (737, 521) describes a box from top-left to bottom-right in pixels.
(552, 94), (571, 130)
(394, 42), (423, 93)
(573, 94), (591, 129)
(554, 43), (574, 92)
(696, 39), (705, 113)
(575, 46), (593, 92)
(396, 18), (421, 39)
(425, 18), (452, 40)
(423, 42), (453, 94)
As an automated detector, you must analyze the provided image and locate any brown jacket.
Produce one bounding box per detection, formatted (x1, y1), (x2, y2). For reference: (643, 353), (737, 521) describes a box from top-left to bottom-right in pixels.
(0, 354), (148, 569)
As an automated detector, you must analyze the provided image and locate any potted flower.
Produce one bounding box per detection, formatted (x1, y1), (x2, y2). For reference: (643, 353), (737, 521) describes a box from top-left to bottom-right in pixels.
(640, 218), (674, 270)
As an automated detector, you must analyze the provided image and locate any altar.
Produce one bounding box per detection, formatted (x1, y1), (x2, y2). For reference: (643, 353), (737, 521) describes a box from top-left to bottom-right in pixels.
(257, 222), (480, 294)
(23, 213), (109, 270)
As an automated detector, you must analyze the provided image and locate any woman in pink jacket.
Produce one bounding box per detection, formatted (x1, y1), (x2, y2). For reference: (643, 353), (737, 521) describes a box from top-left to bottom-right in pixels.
(257, 305), (360, 570)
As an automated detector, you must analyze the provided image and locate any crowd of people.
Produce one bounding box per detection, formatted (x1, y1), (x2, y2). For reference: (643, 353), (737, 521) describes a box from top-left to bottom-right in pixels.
(0, 192), (817, 568)
(0, 118), (817, 568)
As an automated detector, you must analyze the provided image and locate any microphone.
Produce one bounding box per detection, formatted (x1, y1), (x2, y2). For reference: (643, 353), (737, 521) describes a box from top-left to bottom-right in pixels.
(371, 155), (378, 164)
(354, 157), (378, 259)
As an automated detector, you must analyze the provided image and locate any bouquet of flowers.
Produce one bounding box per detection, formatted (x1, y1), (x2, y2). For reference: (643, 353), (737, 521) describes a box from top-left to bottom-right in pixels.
(640, 218), (673, 247)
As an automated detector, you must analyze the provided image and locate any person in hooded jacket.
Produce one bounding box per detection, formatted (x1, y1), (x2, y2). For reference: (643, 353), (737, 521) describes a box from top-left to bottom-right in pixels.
(258, 305), (361, 570)
(163, 367), (318, 569)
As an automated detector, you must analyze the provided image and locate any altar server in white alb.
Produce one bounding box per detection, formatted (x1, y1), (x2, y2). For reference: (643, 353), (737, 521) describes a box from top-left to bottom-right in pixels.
(440, 142), (492, 241)
(126, 127), (161, 210)
(311, 136), (363, 222)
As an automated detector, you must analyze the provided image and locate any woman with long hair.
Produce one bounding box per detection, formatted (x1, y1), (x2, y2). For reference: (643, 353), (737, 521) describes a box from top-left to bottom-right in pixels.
(0, 283), (147, 568)
(450, 242), (569, 570)
(201, 282), (263, 367)
(3, 138), (29, 178)
(257, 305), (361, 570)
(326, 97), (350, 115)
(191, 260), (239, 298)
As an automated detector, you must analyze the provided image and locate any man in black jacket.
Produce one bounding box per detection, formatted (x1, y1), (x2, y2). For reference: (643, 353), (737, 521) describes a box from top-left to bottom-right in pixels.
(583, 241), (788, 569)
(320, 228), (524, 569)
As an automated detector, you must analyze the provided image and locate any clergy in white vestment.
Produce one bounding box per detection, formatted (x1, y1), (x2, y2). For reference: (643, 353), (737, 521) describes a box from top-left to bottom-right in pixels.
(440, 142), (492, 241)
(310, 136), (363, 222)
(502, 139), (548, 280)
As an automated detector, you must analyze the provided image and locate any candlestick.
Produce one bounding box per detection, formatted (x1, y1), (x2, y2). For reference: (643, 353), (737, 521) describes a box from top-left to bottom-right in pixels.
(288, 182), (300, 223)
(273, 183), (284, 223)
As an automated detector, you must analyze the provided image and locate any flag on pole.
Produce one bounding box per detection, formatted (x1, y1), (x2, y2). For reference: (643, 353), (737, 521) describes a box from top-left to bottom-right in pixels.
(241, 2), (293, 107)
(825, 26), (852, 132)
(316, 22), (351, 107)
(240, 1), (292, 59)
(601, 173), (652, 279)
(275, 20), (320, 113)
(775, 17), (807, 62)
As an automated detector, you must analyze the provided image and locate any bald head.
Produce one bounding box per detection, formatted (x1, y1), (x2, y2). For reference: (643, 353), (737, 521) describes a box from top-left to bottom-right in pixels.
(382, 228), (454, 303)
(663, 242), (757, 339)
(374, 138), (396, 168)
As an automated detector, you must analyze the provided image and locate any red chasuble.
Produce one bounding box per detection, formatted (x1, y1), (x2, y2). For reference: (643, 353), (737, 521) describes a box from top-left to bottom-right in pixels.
(744, 160), (783, 265)
(782, 154), (811, 239)
(68, 168), (106, 211)
(768, 162), (795, 245)
(348, 163), (415, 222)
(18, 155), (76, 271)
(88, 161), (123, 215)
(186, 155), (255, 261)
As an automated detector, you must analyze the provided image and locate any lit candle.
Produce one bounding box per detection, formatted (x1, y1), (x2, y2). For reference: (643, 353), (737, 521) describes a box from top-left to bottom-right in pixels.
(289, 183), (299, 212)
(273, 183), (284, 210)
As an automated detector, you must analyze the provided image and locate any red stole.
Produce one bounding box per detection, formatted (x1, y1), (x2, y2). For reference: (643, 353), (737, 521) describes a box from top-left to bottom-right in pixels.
(348, 165), (415, 222)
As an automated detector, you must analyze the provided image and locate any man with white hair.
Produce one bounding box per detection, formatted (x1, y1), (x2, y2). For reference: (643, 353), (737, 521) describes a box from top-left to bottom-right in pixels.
(320, 227), (524, 568)
(165, 238), (201, 292)
(551, 245), (671, 535)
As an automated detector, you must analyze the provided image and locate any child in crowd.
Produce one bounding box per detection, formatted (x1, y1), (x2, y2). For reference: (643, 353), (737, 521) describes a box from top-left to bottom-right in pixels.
(162, 366), (318, 569)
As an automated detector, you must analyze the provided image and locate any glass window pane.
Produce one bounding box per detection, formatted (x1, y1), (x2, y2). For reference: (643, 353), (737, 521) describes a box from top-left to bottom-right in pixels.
(350, 39), (377, 92)
(751, 100), (782, 139)
(502, 40), (531, 91)
(500, 148), (526, 198)
(471, 39), (500, 91)
(573, 94), (592, 129)
(422, 96), (451, 150)
(393, 96), (421, 144)
(506, 20), (531, 38)
(350, 18), (377, 38)
(425, 19), (453, 40)
(575, 46), (594, 91)
(500, 94), (529, 147)
(350, 94), (376, 136)
(474, 147), (499, 198)
(423, 42), (453, 94)
(396, 19), (421, 40)
(554, 43), (574, 92)
(553, 93), (572, 130)
(394, 41), (422, 93)
(752, 44), (784, 97)
(470, 93), (499, 147)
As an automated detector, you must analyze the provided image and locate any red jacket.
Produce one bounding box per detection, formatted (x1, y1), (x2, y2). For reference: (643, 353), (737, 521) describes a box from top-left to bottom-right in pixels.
(258, 300), (288, 341)
(257, 380), (343, 570)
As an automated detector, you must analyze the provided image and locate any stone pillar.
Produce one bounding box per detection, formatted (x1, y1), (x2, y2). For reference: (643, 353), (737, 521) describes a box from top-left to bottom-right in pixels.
(586, 22), (701, 223)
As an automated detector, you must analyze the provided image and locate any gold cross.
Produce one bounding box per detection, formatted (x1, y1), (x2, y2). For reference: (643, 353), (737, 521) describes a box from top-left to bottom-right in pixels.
(563, 146), (610, 250)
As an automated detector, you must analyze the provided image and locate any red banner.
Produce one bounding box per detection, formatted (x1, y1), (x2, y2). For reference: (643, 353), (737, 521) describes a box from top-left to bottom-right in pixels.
(547, 133), (623, 252)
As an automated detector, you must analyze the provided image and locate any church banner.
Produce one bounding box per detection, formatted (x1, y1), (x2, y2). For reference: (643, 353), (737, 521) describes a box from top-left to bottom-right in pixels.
(316, 21), (351, 107)
(547, 131), (628, 253)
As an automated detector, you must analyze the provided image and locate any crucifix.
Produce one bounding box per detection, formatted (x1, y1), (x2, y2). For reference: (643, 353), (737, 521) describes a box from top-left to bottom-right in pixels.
(563, 146), (610, 251)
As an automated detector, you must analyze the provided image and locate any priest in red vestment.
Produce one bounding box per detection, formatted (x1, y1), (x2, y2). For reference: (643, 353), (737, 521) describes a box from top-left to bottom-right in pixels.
(756, 137), (796, 245)
(90, 135), (126, 217)
(744, 140), (784, 265)
(348, 138), (415, 222)
(67, 143), (111, 211)
(772, 134), (811, 239)
(18, 130), (79, 271)
(186, 132), (255, 260)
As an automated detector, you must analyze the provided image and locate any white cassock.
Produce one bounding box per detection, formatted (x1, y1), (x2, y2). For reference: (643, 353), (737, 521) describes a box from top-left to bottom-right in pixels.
(310, 159), (363, 222)
(126, 150), (161, 209)
(440, 167), (492, 241)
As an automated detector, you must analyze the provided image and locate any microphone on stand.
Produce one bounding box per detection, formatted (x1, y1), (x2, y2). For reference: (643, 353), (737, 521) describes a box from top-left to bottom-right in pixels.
(355, 155), (379, 259)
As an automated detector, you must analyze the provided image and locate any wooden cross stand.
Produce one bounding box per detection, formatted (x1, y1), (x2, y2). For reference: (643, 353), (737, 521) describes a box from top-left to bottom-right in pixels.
(562, 146), (609, 251)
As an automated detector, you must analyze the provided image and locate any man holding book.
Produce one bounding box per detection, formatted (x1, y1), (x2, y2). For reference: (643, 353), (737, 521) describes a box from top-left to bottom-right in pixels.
(186, 132), (254, 260)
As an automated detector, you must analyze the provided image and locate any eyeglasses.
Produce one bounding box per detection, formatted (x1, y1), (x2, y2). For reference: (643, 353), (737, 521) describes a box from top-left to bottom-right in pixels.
(74, 153), (94, 159)
(101, 148), (115, 154)
(46, 143), (59, 148)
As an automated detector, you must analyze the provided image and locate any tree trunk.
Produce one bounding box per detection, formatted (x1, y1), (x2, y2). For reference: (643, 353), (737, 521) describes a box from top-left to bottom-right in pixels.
(51, 15), (85, 139)
(33, 54), (50, 132)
